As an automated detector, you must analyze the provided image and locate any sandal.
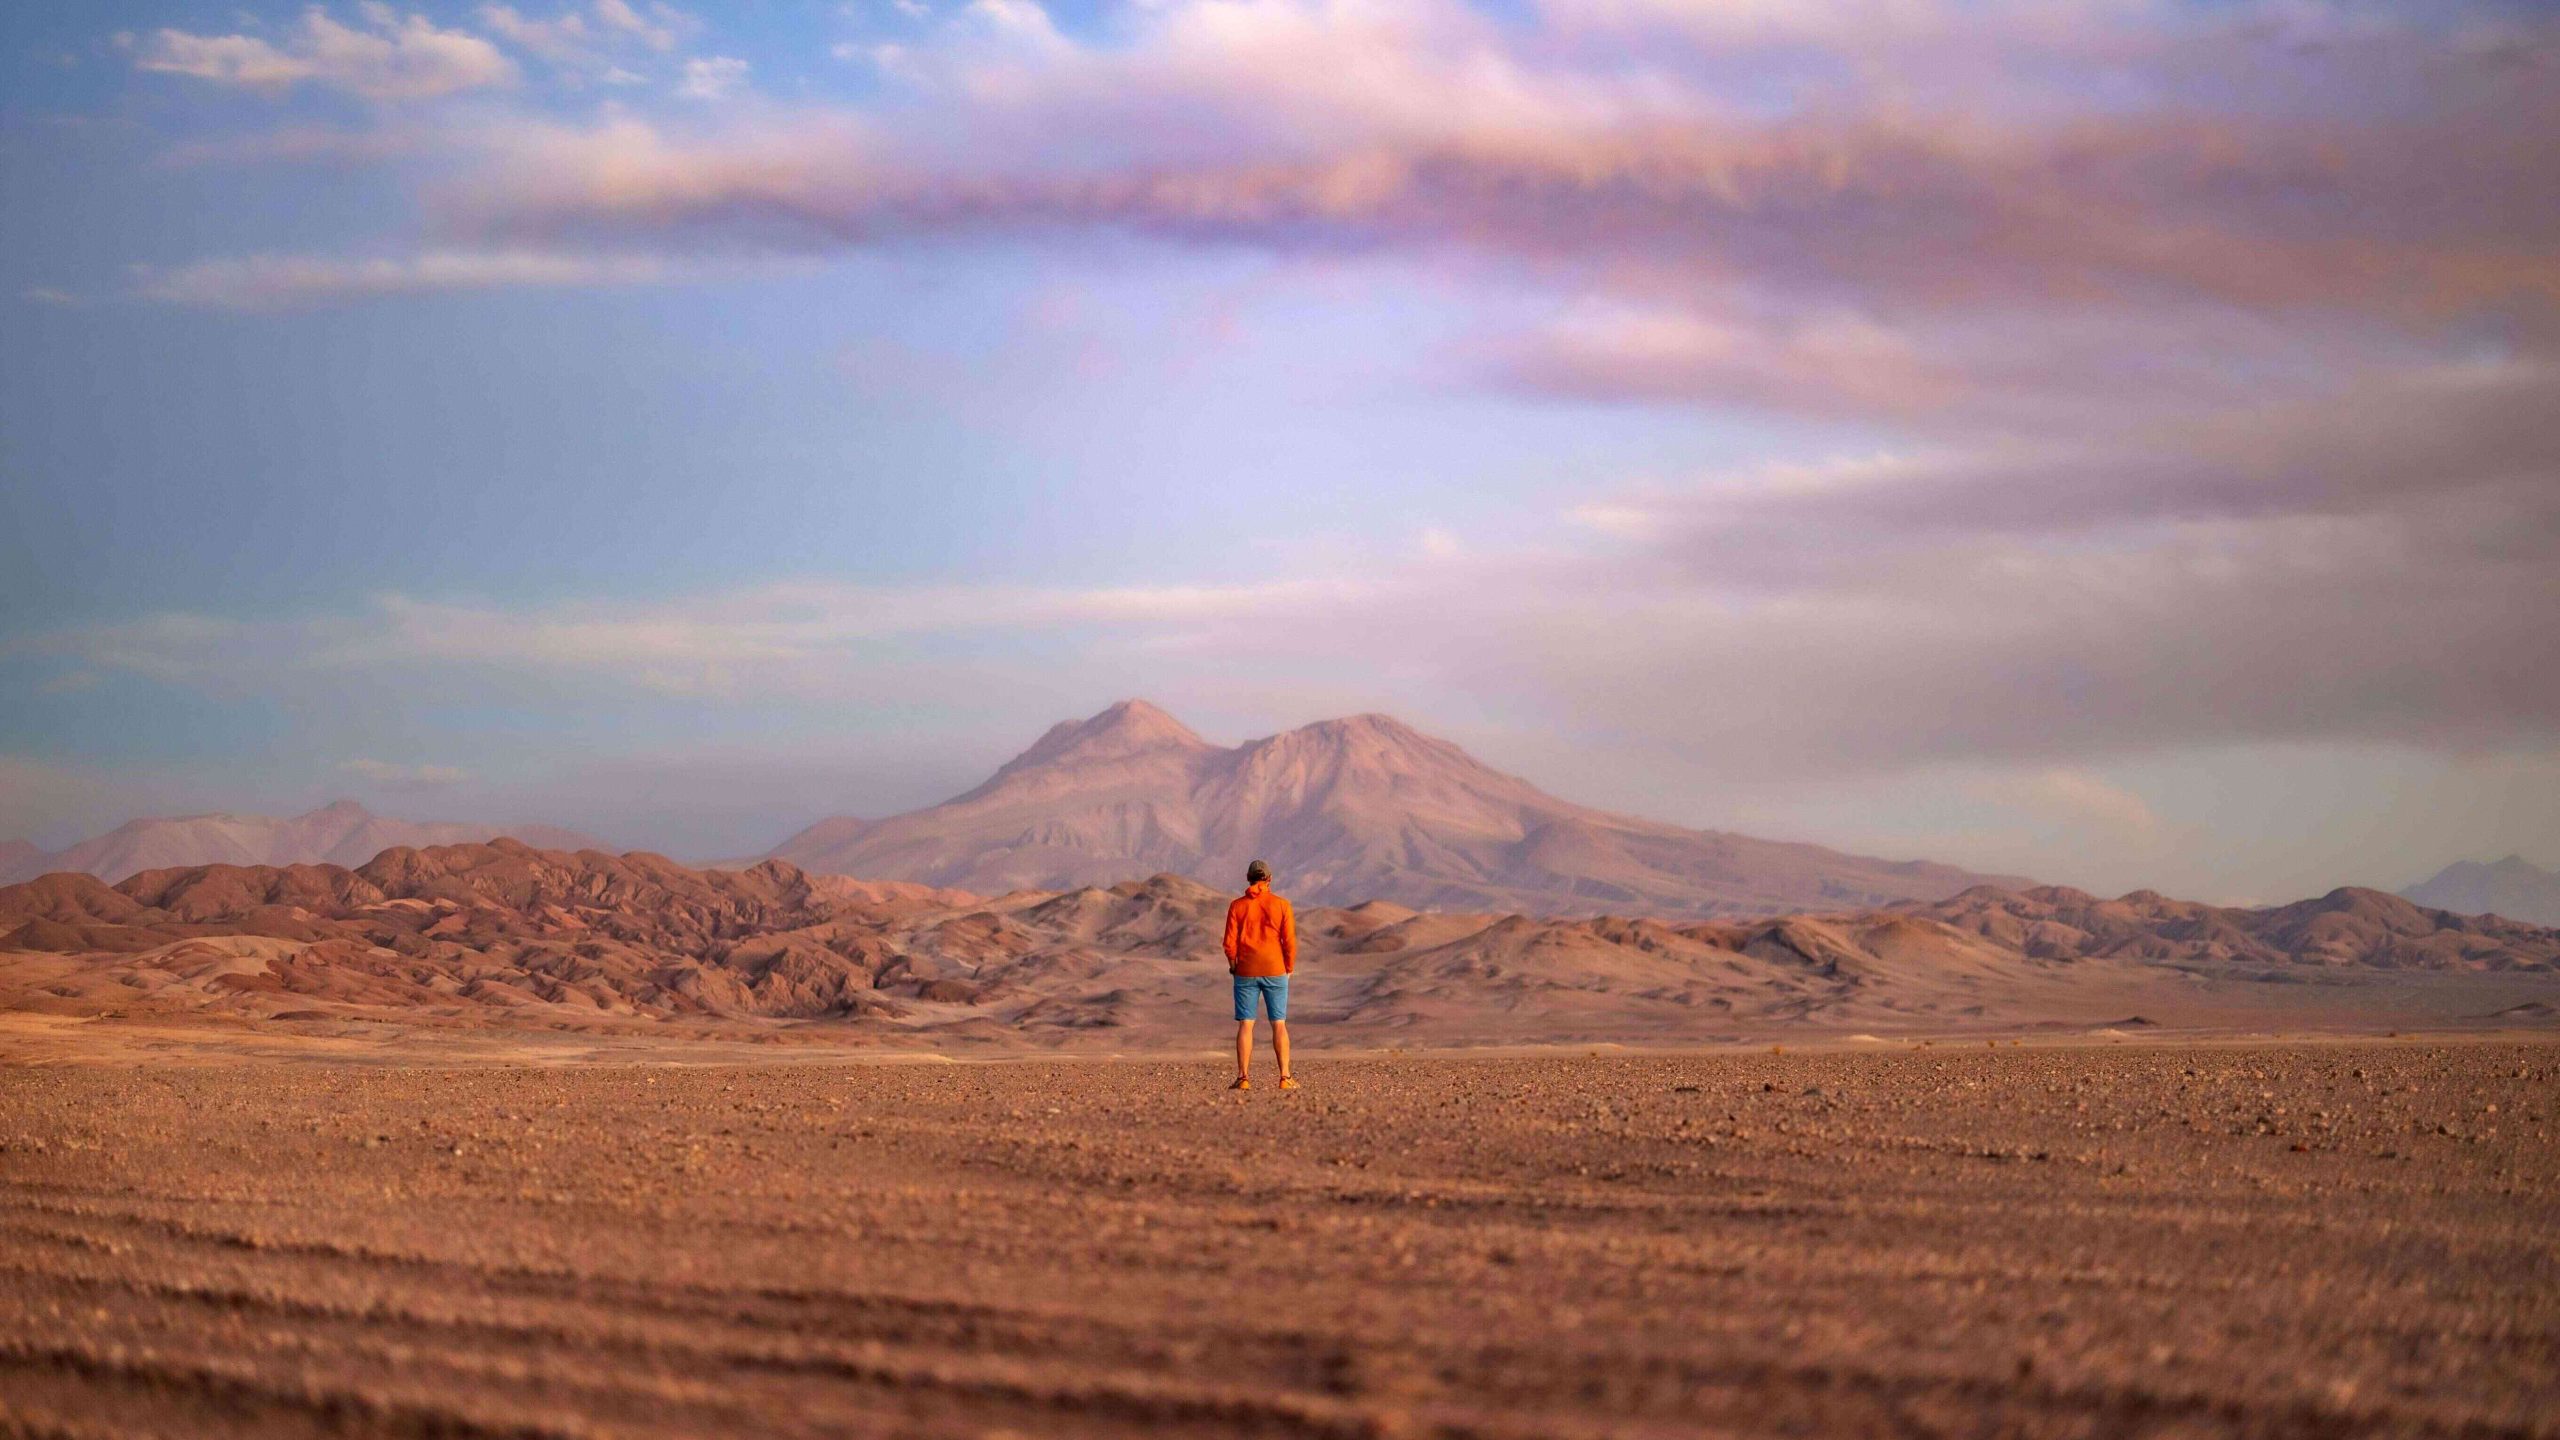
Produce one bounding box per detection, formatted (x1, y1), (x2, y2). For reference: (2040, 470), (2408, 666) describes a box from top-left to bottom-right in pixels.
(1229, 1076), (1251, 1090)
(1278, 1075), (1300, 1090)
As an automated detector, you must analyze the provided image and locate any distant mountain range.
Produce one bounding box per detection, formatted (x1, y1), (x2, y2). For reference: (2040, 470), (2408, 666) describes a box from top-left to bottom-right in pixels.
(761, 700), (2026, 918)
(0, 801), (607, 886)
(2402, 856), (2560, 927)
(17, 734), (2546, 939)
(2, 842), (2550, 1045)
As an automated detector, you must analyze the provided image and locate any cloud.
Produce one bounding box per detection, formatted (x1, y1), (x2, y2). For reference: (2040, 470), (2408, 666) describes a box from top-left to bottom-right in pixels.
(465, 105), (2556, 331)
(2008, 769), (2167, 845)
(1494, 304), (1964, 420)
(1494, 508), (2560, 771)
(131, 249), (678, 308)
(18, 575), (1373, 701)
(439, 1), (2555, 314)
(1561, 359), (2560, 593)
(339, 758), (472, 788)
(31, 430), (2556, 775)
(676, 55), (750, 100)
(328, 577), (1365, 689)
(372, 0), (2560, 581)
(956, 0), (1069, 52)
(596, 0), (690, 52)
(478, 4), (596, 63)
(479, 1), (693, 69)
(141, 0), (2560, 393)
(131, 6), (517, 102)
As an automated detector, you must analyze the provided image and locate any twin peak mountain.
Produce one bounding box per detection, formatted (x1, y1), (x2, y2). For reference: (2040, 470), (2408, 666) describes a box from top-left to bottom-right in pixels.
(764, 700), (2016, 917)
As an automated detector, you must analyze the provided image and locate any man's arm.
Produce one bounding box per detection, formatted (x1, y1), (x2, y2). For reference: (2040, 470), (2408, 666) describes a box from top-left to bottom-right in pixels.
(1280, 900), (1297, 974)
(1223, 899), (1242, 965)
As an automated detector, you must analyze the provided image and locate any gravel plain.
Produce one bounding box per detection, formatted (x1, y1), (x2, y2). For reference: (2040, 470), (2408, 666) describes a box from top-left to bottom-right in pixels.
(2, 1037), (2555, 1438)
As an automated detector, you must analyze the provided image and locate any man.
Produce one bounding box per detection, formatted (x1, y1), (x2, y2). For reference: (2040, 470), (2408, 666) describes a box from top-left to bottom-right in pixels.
(1222, 859), (1298, 1091)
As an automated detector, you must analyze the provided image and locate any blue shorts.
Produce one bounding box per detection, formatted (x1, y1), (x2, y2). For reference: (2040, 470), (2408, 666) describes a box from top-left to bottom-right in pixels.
(1232, 974), (1289, 1021)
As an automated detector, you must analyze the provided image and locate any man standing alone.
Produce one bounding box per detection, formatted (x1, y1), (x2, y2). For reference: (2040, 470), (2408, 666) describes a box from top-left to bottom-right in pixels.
(1223, 859), (1298, 1091)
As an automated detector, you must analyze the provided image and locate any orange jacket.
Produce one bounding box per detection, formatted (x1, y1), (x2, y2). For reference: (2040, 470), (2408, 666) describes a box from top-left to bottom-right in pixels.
(1223, 881), (1297, 978)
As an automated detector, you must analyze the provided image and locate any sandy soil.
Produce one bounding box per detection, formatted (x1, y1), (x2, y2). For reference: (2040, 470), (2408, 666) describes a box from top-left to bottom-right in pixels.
(3, 1038), (2554, 1438)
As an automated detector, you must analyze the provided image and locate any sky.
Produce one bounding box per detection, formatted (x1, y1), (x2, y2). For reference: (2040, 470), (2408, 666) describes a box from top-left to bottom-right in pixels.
(1, 0), (2554, 901)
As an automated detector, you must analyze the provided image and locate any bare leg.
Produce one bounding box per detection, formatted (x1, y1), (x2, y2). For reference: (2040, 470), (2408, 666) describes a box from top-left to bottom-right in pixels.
(1272, 1020), (1291, 1079)
(1235, 1019), (1254, 1080)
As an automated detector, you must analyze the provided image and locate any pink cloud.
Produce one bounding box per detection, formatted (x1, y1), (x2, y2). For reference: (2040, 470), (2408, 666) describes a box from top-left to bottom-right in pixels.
(444, 71), (2558, 331)
(132, 6), (517, 102)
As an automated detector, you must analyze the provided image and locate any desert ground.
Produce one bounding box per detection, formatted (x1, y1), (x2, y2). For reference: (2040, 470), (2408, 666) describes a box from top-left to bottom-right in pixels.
(3, 1036), (2554, 1439)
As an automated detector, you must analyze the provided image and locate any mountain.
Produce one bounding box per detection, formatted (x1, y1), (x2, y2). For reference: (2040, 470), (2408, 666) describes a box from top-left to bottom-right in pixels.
(765, 700), (2023, 917)
(2402, 857), (2560, 927)
(2, 842), (2552, 1047)
(0, 800), (610, 886)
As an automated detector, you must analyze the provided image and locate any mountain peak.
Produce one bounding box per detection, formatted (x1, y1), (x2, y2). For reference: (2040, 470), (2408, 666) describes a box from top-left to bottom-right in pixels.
(993, 699), (1213, 776)
(1301, 712), (1416, 736)
(303, 799), (374, 820)
(1087, 698), (1192, 735)
(1246, 711), (1502, 782)
(1290, 712), (1443, 751)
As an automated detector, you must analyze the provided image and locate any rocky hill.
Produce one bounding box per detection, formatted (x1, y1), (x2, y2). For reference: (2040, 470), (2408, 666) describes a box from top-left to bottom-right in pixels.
(4, 841), (2552, 1047)
(1921, 883), (2560, 972)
